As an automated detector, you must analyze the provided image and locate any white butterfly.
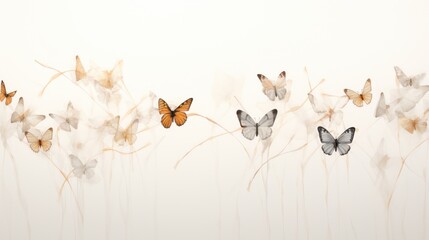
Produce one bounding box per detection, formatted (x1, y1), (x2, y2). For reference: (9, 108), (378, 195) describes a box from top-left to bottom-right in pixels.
(308, 93), (349, 124)
(374, 92), (396, 121)
(114, 119), (139, 146)
(49, 102), (80, 132)
(10, 97), (46, 140)
(392, 85), (429, 113)
(257, 71), (287, 101)
(236, 109), (278, 140)
(394, 66), (426, 88)
(69, 154), (98, 179)
(317, 126), (355, 155)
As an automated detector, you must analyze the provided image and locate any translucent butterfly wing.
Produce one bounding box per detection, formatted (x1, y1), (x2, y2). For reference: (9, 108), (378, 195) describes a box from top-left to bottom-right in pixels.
(236, 110), (257, 140)
(275, 71), (287, 100)
(11, 97), (24, 123)
(75, 55), (86, 81)
(361, 79), (372, 104)
(257, 74), (276, 101)
(344, 89), (363, 107)
(49, 114), (71, 132)
(257, 109), (278, 140)
(375, 92), (393, 122)
(394, 85), (429, 112)
(126, 119), (139, 145)
(84, 159), (98, 179)
(317, 126), (336, 155)
(308, 94), (328, 113)
(67, 102), (79, 129)
(41, 128), (53, 152)
(25, 131), (41, 153)
(394, 66), (425, 87)
(70, 154), (85, 178)
(336, 127), (355, 155)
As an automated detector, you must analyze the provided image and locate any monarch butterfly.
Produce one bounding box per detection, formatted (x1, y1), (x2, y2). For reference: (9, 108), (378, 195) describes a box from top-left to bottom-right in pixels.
(75, 55), (86, 81)
(49, 102), (79, 132)
(344, 79), (372, 107)
(69, 154), (98, 179)
(318, 126), (355, 155)
(257, 71), (287, 101)
(0, 80), (17, 106)
(394, 66), (426, 88)
(158, 98), (193, 128)
(25, 128), (53, 153)
(236, 109), (278, 140)
(114, 119), (139, 146)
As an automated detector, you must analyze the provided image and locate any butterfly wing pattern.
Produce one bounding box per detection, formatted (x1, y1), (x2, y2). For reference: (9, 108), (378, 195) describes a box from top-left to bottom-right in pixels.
(0, 80), (17, 106)
(25, 128), (53, 153)
(344, 79), (372, 107)
(257, 71), (287, 101)
(318, 126), (355, 155)
(394, 66), (426, 88)
(236, 109), (278, 140)
(158, 98), (193, 128)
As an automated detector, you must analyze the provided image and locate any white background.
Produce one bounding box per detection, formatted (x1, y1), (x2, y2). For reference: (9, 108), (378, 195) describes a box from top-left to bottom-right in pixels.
(1, 0), (429, 239)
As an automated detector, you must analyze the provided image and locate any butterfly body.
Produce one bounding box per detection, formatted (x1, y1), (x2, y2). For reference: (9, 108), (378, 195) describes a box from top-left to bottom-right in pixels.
(317, 126), (355, 155)
(158, 98), (193, 128)
(236, 109), (278, 140)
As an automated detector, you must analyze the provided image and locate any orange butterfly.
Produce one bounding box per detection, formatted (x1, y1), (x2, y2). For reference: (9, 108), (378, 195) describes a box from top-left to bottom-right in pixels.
(344, 78), (372, 107)
(75, 55), (86, 81)
(158, 98), (193, 128)
(0, 80), (17, 106)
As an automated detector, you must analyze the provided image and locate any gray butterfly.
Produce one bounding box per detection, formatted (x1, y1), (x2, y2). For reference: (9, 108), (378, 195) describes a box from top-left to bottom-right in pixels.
(317, 126), (355, 155)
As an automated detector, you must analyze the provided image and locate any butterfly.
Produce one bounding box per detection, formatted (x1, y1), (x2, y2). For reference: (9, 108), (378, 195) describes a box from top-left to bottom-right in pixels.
(317, 126), (355, 155)
(393, 85), (429, 113)
(75, 55), (86, 81)
(158, 98), (193, 128)
(11, 97), (46, 139)
(257, 71), (287, 101)
(0, 80), (17, 106)
(49, 102), (79, 132)
(397, 113), (427, 134)
(94, 60), (123, 90)
(114, 119), (139, 145)
(374, 92), (396, 121)
(394, 66), (426, 88)
(25, 128), (53, 153)
(236, 109), (278, 140)
(308, 93), (349, 123)
(69, 154), (98, 179)
(344, 79), (372, 107)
